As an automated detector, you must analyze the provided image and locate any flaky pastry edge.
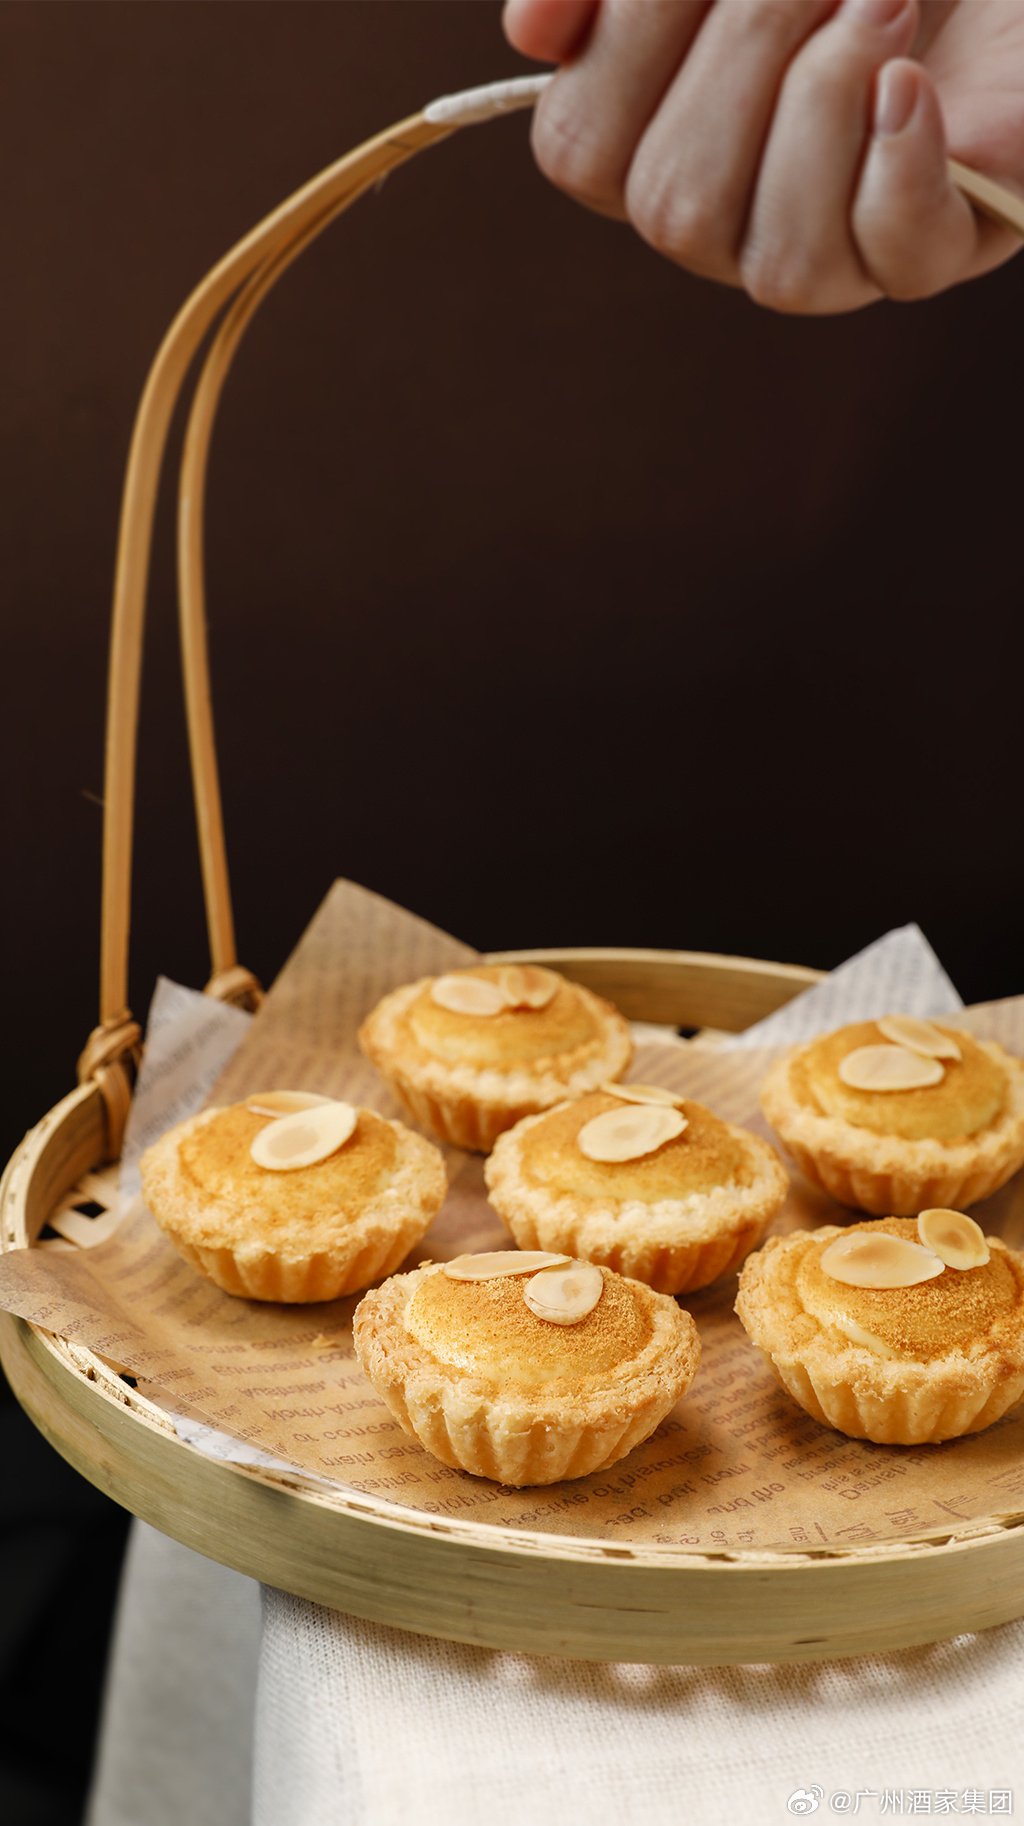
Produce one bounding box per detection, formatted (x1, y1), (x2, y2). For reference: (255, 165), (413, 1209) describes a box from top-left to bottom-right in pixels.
(140, 1106), (446, 1302)
(352, 1262), (701, 1485)
(484, 1103), (789, 1294)
(735, 1226), (1024, 1444)
(358, 976), (633, 1151)
(760, 1036), (1024, 1215)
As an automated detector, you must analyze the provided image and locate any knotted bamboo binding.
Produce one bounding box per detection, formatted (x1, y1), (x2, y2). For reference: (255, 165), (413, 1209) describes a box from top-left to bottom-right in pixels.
(87, 73), (1024, 1154)
(91, 76), (548, 1149)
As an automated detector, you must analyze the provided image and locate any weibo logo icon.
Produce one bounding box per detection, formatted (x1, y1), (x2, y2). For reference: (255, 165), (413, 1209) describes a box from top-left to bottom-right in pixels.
(787, 1789), (824, 1816)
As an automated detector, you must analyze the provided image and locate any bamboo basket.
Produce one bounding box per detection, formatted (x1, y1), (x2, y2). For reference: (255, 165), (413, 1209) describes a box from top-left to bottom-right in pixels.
(4, 77), (1024, 1667)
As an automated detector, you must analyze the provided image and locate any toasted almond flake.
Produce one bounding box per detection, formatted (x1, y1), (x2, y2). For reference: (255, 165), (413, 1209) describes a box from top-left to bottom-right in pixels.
(832, 1315), (898, 1358)
(430, 973), (508, 1017)
(523, 1260), (604, 1325)
(497, 964), (558, 1010)
(250, 1101), (357, 1171)
(838, 1044), (945, 1092)
(443, 1251), (571, 1281)
(877, 1015), (962, 1061)
(820, 1231), (945, 1289)
(246, 1090), (334, 1118)
(577, 1103), (687, 1162)
(917, 1208), (990, 1270)
(600, 1081), (686, 1109)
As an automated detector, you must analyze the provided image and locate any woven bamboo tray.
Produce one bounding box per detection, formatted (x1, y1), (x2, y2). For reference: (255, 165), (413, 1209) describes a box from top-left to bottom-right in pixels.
(4, 78), (1024, 1667)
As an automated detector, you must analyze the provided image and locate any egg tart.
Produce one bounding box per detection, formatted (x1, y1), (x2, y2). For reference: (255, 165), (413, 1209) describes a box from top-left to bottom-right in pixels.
(484, 1086), (788, 1295)
(735, 1213), (1024, 1444)
(760, 1016), (1024, 1215)
(140, 1092), (446, 1301)
(358, 963), (632, 1151)
(353, 1251), (700, 1485)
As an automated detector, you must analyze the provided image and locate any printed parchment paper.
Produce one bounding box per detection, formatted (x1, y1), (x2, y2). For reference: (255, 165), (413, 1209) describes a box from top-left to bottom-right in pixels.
(2, 881), (1023, 1553)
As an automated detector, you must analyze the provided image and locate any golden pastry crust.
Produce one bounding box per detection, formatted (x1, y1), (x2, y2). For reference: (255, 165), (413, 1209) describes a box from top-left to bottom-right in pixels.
(140, 1102), (446, 1301)
(735, 1217), (1024, 1444)
(760, 1021), (1024, 1215)
(358, 966), (633, 1151)
(353, 1261), (700, 1485)
(484, 1092), (789, 1294)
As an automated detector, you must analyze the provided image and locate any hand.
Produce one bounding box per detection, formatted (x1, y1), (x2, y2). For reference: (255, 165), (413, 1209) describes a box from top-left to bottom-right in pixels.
(503, 0), (1024, 311)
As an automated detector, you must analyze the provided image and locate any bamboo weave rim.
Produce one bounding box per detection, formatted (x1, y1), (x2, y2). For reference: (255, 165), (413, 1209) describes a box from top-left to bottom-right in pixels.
(5, 1008), (1024, 1668)
(0, 90), (1010, 1658)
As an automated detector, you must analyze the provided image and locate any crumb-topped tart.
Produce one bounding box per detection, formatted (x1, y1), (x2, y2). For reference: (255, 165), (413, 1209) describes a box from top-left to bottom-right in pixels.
(353, 1250), (700, 1485)
(760, 1015), (1024, 1215)
(358, 964), (633, 1152)
(735, 1212), (1024, 1443)
(484, 1083), (788, 1295)
(140, 1090), (446, 1302)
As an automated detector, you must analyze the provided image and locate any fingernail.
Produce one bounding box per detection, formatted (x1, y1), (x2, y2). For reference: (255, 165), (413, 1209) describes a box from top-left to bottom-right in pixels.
(848, 0), (909, 28)
(874, 60), (918, 136)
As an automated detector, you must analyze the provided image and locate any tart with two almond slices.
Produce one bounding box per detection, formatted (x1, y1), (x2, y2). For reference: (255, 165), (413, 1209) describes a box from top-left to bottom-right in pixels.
(760, 1014), (1024, 1215)
(359, 963), (633, 1151)
(353, 1249), (701, 1486)
(736, 1210), (1024, 1444)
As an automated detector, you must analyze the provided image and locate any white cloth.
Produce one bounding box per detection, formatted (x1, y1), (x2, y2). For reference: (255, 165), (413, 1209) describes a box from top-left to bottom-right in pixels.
(89, 931), (1022, 1826)
(88, 1544), (1024, 1826)
(252, 1602), (1024, 1826)
(86, 1523), (260, 1826)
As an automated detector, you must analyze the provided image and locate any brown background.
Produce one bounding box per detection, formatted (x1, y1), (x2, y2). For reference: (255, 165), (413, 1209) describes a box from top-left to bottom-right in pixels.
(0, 7), (1022, 1813)
(3, 0), (1023, 1159)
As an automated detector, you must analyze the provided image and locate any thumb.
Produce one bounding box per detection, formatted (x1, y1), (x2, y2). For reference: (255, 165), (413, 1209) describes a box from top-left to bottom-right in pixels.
(853, 59), (1014, 298)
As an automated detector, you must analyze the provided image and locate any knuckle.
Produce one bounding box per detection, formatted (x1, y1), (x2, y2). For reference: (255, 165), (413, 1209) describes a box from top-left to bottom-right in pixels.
(740, 243), (819, 314)
(625, 162), (727, 268)
(531, 90), (618, 209)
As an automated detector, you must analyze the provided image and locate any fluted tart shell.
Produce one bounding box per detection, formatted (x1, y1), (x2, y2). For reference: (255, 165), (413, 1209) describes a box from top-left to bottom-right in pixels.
(359, 965), (632, 1152)
(760, 1021), (1024, 1215)
(485, 1091), (788, 1295)
(140, 1101), (446, 1302)
(735, 1216), (1024, 1444)
(353, 1260), (700, 1485)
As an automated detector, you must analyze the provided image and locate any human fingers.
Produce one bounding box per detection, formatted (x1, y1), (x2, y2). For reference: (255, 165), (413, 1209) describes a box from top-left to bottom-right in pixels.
(737, 0), (920, 313)
(529, 0), (710, 219)
(502, 0), (598, 64)
(853, 60), (1021, 299)
(622, 0), (837, 286)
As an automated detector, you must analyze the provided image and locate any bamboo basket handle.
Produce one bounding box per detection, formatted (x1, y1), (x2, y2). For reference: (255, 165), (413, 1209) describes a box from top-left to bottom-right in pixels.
(947, 158), (1024, 235)
(87, 67), (1024, 1121)
(178, 192), (394, 1005)
(90, 78), (547, 1078)
(174, 120), (1024, 1001)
